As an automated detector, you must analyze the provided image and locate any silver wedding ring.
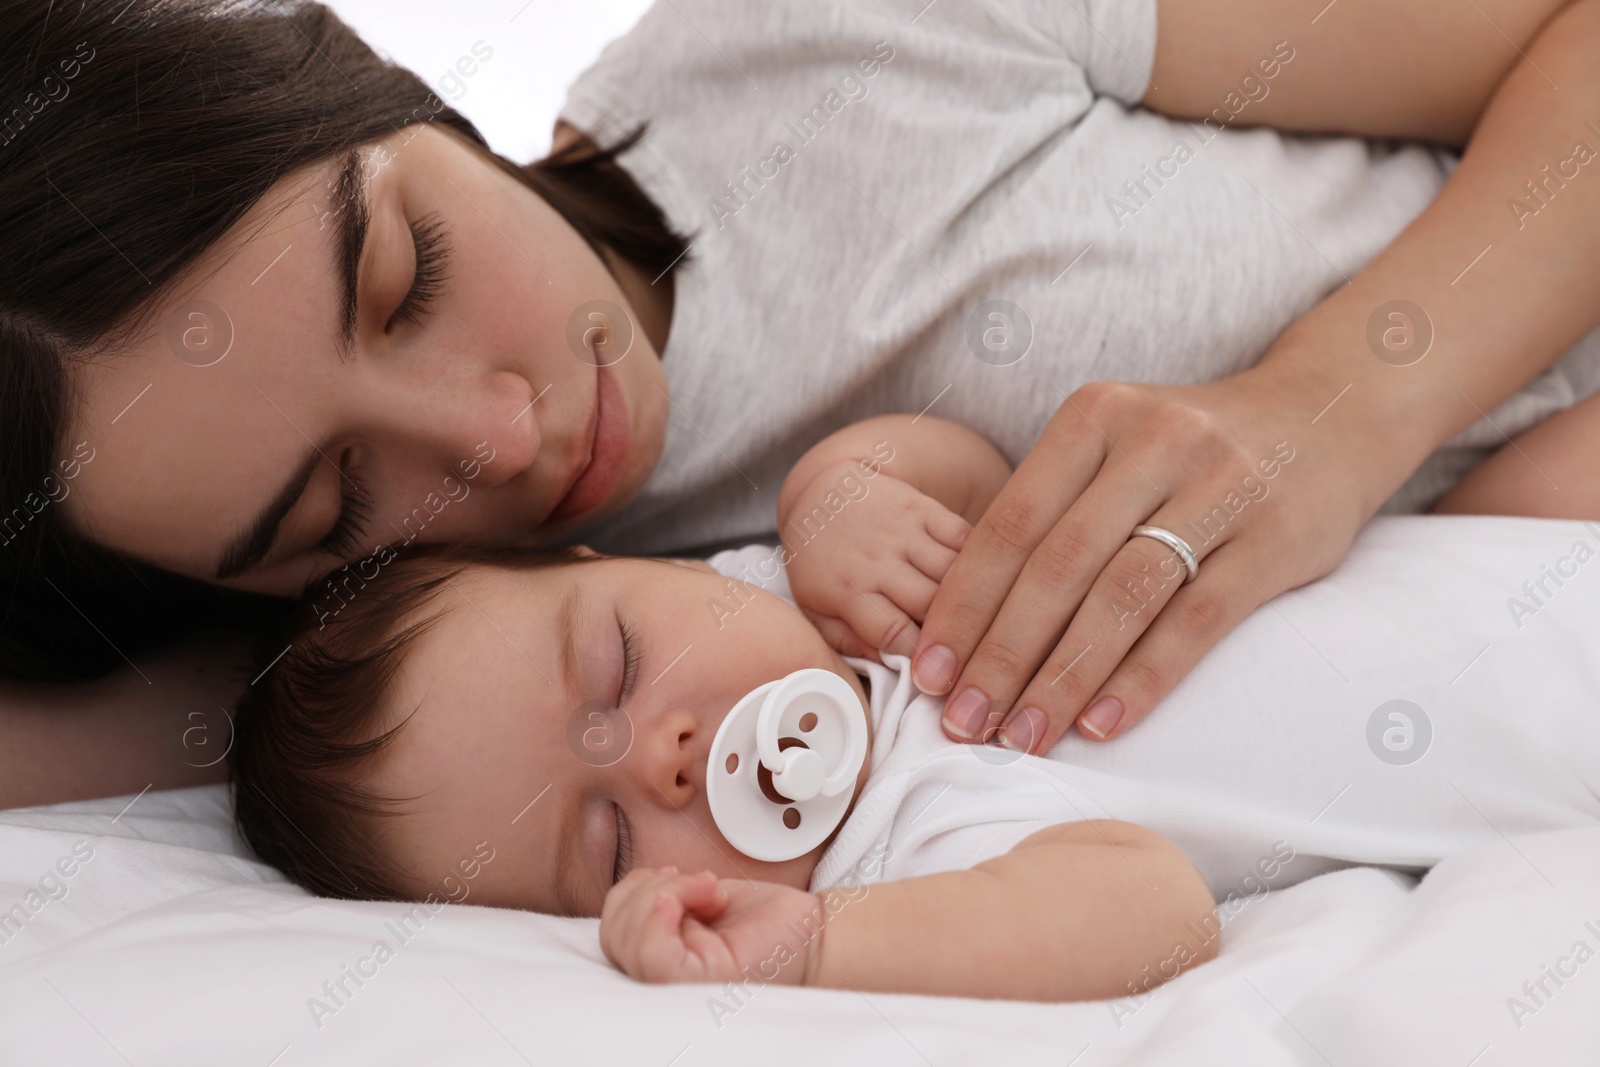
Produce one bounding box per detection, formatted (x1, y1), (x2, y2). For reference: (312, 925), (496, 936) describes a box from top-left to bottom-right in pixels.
(1129, 524), (1199, 584)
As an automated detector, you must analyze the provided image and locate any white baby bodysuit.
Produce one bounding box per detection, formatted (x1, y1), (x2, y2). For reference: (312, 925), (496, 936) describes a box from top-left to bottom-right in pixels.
(706, 517), (1600, 902)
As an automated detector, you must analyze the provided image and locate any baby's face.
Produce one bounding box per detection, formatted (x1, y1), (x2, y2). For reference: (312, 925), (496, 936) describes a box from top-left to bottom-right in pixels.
(370, 554), (873, 918)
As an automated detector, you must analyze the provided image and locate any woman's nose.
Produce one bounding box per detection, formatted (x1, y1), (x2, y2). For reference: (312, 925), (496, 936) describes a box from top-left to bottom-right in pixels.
(389, 368), (540, 489)
(634, 707), (701, 810)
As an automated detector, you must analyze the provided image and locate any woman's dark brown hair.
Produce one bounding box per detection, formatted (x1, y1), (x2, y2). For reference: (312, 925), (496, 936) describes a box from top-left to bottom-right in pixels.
(0, 0), (690, 682)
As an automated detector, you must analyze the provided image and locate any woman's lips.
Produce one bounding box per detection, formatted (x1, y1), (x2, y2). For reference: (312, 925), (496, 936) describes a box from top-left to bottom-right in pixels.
(546, 363), (629, 525)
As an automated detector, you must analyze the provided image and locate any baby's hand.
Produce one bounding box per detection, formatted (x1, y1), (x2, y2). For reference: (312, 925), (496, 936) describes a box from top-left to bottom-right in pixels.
(782, 460), (971, 661)
(600, 867), (824, 986)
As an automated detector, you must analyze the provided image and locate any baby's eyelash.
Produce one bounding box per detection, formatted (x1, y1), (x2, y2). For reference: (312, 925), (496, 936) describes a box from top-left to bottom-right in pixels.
(611, 804), (632, 886)
(391, 214), (449, 328)
(619, 621), (641, 703)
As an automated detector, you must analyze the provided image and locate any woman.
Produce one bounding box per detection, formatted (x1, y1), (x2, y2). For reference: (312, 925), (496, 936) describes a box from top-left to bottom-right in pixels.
(2, 0), (1597, 806)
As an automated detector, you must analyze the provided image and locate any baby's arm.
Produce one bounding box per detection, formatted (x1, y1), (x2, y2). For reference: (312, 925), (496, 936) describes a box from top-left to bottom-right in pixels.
(778, 413), (1012, 527)
(777, 415), (1013, 659)
(602, 820), (1219, 1002)
(811, 820), (1217, 999)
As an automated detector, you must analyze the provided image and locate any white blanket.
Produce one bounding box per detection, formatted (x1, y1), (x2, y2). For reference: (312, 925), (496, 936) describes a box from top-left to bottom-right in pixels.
(2, 515), (1599, 1065)
(1, 792), (1597, 1063)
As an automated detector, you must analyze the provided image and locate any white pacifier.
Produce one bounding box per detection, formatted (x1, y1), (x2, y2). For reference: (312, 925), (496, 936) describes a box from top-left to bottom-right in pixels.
(706, 668), (868, 862)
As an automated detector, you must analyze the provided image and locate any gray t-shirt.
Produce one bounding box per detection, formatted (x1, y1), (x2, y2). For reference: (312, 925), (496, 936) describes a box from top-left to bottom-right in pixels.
(555, 0), (1600, 557)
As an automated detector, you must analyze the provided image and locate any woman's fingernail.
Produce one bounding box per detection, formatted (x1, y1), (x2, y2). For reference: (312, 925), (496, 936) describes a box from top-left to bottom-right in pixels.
(999, 706), (1046, 753)
(914, 645), (958, 694)
(1079, 696), (1123, 739)
(943, 687), (989, 739)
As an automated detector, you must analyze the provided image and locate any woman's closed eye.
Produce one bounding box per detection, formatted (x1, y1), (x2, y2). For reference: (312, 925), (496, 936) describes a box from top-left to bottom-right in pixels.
(314, 459), (373, 559)
(389, 213), (449, 330)
(309, 214), (449, 564)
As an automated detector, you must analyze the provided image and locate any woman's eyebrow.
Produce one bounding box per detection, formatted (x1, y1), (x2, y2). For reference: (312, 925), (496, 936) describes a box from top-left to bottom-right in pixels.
(214, 448), (323, 580)
(332, 150), (371, 357)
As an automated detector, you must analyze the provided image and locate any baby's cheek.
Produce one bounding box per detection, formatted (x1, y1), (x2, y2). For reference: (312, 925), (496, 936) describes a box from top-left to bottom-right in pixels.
(744, 596), (833, 665)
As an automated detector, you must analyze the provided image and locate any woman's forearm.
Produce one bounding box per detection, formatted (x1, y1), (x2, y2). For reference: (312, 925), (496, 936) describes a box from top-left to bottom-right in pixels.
(1251, 0), (1600, 517)
(806, 821), (1218, 1001)
(1148, 0), (1571, 146)
(0, 633), (250, 810)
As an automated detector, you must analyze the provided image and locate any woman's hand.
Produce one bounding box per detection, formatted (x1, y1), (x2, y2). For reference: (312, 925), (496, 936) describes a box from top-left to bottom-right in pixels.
(600, 867), (824, 986)
(928, 0), (1600, 755)
(913, 361), (1383, 753)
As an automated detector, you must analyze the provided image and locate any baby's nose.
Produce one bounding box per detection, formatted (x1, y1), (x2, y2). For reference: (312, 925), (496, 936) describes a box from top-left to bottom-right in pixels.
(638, 708), (701, 808)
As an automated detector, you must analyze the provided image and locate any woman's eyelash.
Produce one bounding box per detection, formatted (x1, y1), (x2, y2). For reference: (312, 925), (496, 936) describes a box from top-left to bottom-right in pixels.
(314, 466), (373, 559)
(619, 621), (641, 703)
(391, 214), (449, 328)
(611, 803), (633, 886)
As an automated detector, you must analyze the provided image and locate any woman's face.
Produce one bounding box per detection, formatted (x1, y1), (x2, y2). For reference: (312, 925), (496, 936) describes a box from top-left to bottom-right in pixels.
(62, 124), (671, 597)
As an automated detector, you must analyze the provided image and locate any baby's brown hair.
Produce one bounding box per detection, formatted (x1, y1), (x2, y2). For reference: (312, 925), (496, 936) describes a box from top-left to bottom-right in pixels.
(229, 543), (600, 901)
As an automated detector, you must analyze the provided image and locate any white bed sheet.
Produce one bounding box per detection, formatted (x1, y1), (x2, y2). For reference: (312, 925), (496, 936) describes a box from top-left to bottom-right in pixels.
(1, 786), (1597, 1065)
(2, 515), (1599, 1065)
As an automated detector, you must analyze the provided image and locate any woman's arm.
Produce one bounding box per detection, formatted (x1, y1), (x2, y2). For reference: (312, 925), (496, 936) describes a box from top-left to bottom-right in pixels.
(0, 633), (251, 810)
(1144, 0), (1572, 145)
(807, 820), (1218, 1000)
(1250, 0), (1600, 511)
(916, 0), (1600, 752)
(1434, 388), (1600, 519)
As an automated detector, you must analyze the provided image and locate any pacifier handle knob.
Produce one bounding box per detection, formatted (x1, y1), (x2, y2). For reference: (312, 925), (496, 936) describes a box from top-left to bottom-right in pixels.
(771, 748), (825, 801)
(757, 670), (866, 797)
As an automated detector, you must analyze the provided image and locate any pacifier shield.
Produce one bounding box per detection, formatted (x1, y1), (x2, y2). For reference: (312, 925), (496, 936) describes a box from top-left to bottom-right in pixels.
(706, 669), (866, 862)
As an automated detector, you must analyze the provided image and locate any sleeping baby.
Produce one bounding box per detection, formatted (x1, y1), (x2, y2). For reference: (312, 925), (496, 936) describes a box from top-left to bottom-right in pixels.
(231, 413), (1223, 1002)
(230, 413), (1600, 1003)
